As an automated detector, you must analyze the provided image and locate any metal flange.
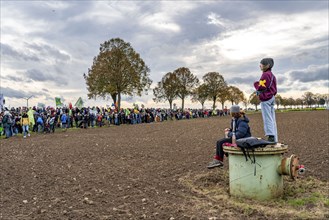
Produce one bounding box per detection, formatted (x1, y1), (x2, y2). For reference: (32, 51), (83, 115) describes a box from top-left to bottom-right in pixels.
(278, 154), (300, 180)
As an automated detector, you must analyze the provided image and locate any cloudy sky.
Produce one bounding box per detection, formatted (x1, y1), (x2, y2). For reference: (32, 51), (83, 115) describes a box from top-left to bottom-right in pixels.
(1, 0), (328, 109)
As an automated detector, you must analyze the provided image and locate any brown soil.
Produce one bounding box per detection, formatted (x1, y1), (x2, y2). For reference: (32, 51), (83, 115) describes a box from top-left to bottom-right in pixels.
(1, 111), (328, 219)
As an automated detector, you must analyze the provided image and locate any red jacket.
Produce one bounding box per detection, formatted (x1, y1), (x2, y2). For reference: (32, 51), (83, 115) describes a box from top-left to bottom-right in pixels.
(254, 70), (277, 101)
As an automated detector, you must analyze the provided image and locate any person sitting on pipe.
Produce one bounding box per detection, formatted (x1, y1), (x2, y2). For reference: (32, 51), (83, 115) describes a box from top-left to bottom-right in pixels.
(207, 105), (252, 169)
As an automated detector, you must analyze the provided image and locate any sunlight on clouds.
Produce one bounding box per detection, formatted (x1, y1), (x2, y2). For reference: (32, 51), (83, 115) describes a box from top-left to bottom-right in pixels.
(216, 11), (328, 60)
(140, 12), (181, 33)
(70, 1), (141, 25)
(1, 1), (328, 107)
(2, 16), (51, 38)
(43, 1), (71, 10)
(1, 2), (71, 38)
(68, 6), (122, 24)
(139, 1), (199, 33)
(207, 12), (232, 28)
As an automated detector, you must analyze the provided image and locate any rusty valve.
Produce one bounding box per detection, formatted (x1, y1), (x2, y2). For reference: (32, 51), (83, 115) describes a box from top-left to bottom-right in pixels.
(277, 155), (304, 180)
(298, 165), (305, 175)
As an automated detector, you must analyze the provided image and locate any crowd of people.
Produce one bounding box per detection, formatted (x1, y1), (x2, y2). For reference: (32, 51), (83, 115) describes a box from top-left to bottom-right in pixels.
(0, 106), (231, 139)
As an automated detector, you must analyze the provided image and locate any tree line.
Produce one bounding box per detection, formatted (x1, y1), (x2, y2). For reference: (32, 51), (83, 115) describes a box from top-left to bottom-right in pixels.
(249, 91), (328, 110)
(84, 38), (328, 110)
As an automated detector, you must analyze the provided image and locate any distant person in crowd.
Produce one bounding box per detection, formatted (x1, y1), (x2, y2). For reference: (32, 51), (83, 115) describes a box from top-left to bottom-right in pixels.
(97, 113), (103, 127)
(27, 107), (35, 131)
(0, 105), (242, 138)
(49, 114), (56, 133)
(254, 58), (278, 143)
(61, 112), (68, 131)
(207, 105), (251, 169)
(2, 111), (12, 138)
(36, 113), (44, 133)
(13, 113), (22, 135)
(223, 106), (228, 116)
(21, 111), (30, 138)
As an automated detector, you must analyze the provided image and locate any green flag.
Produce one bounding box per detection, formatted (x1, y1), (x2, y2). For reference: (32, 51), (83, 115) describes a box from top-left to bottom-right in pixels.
(74, 97), (84, 108)
(55, 97), (62, 107)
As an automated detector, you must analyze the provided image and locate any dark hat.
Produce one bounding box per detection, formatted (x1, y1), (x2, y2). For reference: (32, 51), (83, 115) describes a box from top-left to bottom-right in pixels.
(230, 105), (240, 113)
(260, 58), (274, 69)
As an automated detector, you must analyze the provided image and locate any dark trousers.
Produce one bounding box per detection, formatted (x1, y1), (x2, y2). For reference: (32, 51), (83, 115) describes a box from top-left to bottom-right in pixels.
(216, 137), (232, 160)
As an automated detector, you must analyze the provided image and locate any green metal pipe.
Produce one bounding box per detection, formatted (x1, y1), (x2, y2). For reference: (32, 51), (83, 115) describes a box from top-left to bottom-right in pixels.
(224, 144), (289, 200)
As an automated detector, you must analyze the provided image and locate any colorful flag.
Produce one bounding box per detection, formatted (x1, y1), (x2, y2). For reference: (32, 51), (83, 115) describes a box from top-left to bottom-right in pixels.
(55, 97), (62, 107)
(74, 97), (84, 108)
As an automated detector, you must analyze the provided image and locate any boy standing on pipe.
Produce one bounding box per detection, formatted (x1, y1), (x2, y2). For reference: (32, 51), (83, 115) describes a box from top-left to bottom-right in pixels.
(254, 58), (278, 143)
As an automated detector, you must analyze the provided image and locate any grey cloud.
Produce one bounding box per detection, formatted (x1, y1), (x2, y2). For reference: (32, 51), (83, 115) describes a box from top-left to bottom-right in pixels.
(227, 76), (254, 86)
(297, 86), (310, 91)
(324, 81), (329, 88)
(289, 64), (329, 83)
(1, 1), (328, 107)
(1, 87), (29, 98)
(3, 75), (33, 83)
(55, 18), (109, 42)
(249, 1), (328, 14)
(303, 36), (328, 46)
(1, 43), (20, 57)
(45, 95), (54, 102)
(290, 45), (328, 66)
(3, 1), (92, 23)
(278, 76), (288, 85)
(277, 87), (291, 93)
(25, 69), (68, 86)
(1, 87), (43, 99)
(278, 84), (311, 94)
(1, 43), (41, 62)
(25, 42), (71, 62)
(221, 61), (258, 76)
(170, 9), (222, 42)
(26, 69), (50, 82)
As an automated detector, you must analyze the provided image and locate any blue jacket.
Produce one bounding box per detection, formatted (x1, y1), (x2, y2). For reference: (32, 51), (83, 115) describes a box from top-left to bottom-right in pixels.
(61, 114), (67, 123)
(228, 116), (251, 139)
(37, 116), (43, 124)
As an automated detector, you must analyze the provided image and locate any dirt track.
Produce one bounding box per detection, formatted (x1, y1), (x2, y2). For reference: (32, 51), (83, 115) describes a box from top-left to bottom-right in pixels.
(1, 111), (328, 219)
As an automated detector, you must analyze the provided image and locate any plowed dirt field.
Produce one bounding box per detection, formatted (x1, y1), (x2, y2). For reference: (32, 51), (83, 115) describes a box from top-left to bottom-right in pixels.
(1, 111), (328, 219)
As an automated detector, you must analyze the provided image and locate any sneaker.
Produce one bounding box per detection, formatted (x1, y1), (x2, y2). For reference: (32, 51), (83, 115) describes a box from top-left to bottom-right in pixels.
(207, 159), (223, 169)
(23, 136), (26, 138)
(267, 135), (276, 142)
(28, 133), (30, 137)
